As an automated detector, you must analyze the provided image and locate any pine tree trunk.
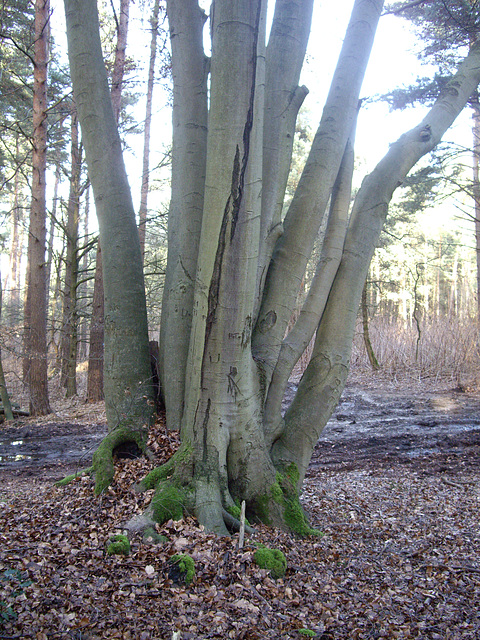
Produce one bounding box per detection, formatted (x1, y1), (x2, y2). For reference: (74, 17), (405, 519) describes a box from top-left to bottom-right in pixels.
(60, 108), (81, 397)
(110, 0), (130, 122)
(24, 0), (51, 416)
(0, 273), (14, 421)
(362, 282), (380, 370)
(8, 134), (23, 326)
(86, 241), (104, 402)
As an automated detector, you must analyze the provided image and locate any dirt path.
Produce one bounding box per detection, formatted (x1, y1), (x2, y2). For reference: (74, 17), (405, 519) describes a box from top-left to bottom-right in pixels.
(1, 381), (479, 483)
(312, 382), (480, 473)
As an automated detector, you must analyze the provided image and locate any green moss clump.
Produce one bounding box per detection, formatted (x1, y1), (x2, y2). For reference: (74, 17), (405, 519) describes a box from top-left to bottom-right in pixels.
(55, 467), (92, 487)
(298, 629), (316, 637)
(169, 554), (195, 585)
(139, 464), (172, 491)
(284, 462), (300, 488)
(270, 480), (284, 503)
(254, 546), (287, 579)
(226, 503), (241, 520)
(136, 444), (193, 492)
(151, 485), (185, 524)
(106, 534), (130, 556)
(142, 527), (168, 545)
(225, 501), (250, 526)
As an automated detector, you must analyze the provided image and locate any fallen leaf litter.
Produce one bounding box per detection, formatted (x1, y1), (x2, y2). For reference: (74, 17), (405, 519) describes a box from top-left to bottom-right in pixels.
(1, 414), (479, 639)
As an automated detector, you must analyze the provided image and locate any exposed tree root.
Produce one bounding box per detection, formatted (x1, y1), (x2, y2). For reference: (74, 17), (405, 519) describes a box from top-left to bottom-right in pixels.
(92, 426), (148, 494)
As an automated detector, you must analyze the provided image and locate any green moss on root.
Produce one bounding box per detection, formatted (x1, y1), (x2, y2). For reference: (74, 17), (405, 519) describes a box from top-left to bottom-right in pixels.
(106, 534), (131, 556)
(253, 493), (272, 526)
(151, 484), (185, 524)
(225, 501), (250, 526)
(254, 546), (287, 579)
(169, 554), (195, 585)
(92, 427), (148, 495)
(136, 444), (193, 492)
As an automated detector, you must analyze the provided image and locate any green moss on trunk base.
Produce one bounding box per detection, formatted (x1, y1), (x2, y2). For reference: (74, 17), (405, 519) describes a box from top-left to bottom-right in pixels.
(275, 466), (320, 537)
(92, 427), (148, 495)
(254, 463), (321, 536)
(151, 484), (186, 524)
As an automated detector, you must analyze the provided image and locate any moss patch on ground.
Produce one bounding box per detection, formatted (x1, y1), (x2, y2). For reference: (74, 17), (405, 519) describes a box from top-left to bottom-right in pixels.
(142, 527), (168, 545)
(254, 546), (287, 579)
(106, 534), (131, 556)
(169, 554), (195, 585)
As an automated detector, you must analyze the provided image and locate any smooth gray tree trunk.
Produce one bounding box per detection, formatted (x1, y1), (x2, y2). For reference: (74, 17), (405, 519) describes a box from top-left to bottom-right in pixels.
(64, 0), (154, 491)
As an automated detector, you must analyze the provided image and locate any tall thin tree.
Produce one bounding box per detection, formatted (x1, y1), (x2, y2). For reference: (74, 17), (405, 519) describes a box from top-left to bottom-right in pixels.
(23, 0), (51, 416)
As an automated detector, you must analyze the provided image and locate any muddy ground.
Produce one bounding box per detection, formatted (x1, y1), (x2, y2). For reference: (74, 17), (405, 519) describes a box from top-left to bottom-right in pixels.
(1, 379), (480, 483)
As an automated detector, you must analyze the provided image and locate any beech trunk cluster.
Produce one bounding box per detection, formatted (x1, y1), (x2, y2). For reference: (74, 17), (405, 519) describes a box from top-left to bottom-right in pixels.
(64, 0), (480, 535)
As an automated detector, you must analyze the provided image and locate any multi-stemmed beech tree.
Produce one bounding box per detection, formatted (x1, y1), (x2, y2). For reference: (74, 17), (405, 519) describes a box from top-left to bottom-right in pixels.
(64, 0), (480, 535)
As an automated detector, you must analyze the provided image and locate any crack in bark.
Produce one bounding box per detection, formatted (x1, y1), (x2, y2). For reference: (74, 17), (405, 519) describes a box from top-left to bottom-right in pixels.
(200, 2), (262, 387)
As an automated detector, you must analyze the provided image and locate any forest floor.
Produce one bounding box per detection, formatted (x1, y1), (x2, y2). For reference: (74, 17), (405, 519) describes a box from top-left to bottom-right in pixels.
(1, 373), (480, 639)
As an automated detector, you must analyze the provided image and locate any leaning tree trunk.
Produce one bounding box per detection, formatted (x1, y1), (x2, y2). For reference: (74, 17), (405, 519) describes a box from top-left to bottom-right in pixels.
(273, 39), (480, 487)
(64, 0), (154, 492)
(23, 0), (51, 417)
(85, 0), (130, 405)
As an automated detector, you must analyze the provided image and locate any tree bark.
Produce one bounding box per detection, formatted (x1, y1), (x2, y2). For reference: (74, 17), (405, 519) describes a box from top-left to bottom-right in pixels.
(23, 0), (51, 417)
(160, 0), (208, 430)
(85, 0), (130, 405)
(8, 134), (24, 326)
(0, 272), (14, 421)
(64, 0), (154, 490)
(253, 0), (384, 382)
(86, 240), (104, 402)
(138, 0), (160, 260)
(110, 0), (130, 123)
(60, 107), (81, 397)
(362, 281), (380, 370)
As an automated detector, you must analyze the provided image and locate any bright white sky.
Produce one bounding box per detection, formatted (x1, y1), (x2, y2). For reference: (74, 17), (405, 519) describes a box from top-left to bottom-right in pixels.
(49, 0), (473, 231)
